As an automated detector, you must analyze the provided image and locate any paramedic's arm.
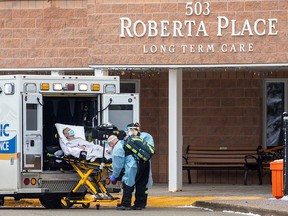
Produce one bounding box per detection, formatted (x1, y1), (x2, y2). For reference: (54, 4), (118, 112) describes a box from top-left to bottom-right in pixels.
(146, 135), (154, 147)
(142, 132), (155, 147)
(111, 142), (125, 178)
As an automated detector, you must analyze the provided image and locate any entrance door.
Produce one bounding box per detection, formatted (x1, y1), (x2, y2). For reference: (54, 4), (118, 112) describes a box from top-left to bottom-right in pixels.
(102, 94), (139, 130)
(22, 93), (43, 171)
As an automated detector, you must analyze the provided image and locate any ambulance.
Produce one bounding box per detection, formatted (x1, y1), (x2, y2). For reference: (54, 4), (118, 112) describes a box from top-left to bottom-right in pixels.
(0, 73), (139, 208)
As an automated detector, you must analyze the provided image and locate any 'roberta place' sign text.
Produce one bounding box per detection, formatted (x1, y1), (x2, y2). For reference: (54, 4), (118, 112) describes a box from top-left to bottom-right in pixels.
(119, 2), (279, 54)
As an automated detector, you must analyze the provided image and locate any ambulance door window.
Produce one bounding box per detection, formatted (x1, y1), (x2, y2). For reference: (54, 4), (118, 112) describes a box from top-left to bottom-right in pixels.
(109, 105), (133, 130)
(26, 104), (38, 130)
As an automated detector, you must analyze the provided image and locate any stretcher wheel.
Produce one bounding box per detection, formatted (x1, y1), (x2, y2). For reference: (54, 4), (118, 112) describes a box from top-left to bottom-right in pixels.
(82, 203), (90, 209)
(61, 199), (72, 209)
(61, 202), (70, 209)
(116, 202), (121, 207)
(96, 204), (100, 210)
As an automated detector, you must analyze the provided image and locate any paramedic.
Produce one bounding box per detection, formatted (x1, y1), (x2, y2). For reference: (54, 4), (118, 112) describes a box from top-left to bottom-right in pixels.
(126, 122), (154, 209)
(62, 127), (110, 161)
(108, 135), (138, 210)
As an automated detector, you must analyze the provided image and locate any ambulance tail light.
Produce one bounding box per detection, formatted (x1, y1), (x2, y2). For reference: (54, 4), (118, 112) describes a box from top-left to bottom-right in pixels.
(24, 178), (30, 186)
(41, 83), (49, 91)
(104, 84), (116, 94)
(31, 178), (37, 185)
(23, 178), (40, 186)
(91, 84), (100, 91)
(78, 84), (88, 91)
(53, 83), (62, 91)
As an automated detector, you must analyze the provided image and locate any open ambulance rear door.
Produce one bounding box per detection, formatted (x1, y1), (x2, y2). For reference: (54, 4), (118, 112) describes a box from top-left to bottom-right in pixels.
(22, 93), (43, 172)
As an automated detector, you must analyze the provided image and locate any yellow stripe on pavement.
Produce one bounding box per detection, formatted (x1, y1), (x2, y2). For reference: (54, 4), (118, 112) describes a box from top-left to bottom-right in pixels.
(2, 196), (265, 208)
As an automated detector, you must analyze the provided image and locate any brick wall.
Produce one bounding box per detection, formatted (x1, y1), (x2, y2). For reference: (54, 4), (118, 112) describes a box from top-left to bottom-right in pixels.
(0, 0), (286, 68)
(0, 1), (88, 68)
(182, 71), (262, 183)
(89, 0), (287, 65)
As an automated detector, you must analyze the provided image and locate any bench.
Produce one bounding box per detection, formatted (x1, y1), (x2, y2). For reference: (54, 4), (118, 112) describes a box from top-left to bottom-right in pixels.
(182, 145), (260, 184)
(254, 146), (283, 182)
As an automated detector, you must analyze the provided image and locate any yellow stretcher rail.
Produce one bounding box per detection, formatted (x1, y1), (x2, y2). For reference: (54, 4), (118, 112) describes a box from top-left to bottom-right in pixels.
(61, 156), (120, 209)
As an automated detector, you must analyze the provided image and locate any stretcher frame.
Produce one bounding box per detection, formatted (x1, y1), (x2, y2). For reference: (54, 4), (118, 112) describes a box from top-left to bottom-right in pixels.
(60, 156), (120, 209)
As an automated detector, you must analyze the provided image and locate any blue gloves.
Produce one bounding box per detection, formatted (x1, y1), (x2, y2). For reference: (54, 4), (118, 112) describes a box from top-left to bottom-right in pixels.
(109, 175), (117, 184)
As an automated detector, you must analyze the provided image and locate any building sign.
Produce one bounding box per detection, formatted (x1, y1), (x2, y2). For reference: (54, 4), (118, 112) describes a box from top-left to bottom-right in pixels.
(119, 2), (279, 54)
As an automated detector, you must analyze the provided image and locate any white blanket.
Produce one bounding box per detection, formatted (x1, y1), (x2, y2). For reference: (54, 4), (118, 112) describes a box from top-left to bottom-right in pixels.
(55, 123), (112, 162)
(64, 137), (111, 161)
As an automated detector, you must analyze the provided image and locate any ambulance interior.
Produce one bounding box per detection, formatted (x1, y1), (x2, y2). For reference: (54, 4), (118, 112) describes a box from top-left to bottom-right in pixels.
(42, 96), (99, 171)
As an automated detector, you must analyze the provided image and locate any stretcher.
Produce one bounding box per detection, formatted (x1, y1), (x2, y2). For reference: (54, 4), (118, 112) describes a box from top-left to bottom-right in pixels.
(54, 123), (120, 209)
(60, 156), (120, 209)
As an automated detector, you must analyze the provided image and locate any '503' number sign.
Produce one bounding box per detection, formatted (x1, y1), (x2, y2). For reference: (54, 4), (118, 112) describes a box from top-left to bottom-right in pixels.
(185, 2), (211, 16)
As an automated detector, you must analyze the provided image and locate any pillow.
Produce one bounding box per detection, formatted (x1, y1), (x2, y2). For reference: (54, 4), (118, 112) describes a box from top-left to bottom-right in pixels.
(54, 123), (86, 156)
(55, 123), (86, 142)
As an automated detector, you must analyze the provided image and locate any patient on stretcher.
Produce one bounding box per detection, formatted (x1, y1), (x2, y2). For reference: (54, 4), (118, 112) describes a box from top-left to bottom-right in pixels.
(60, 126), (112, 163)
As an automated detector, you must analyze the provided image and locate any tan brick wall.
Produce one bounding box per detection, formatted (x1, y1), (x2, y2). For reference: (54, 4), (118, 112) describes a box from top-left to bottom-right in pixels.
(89, 0), (287, 65)
(0, 0), (286, 68)
(0, 4), (88, 68)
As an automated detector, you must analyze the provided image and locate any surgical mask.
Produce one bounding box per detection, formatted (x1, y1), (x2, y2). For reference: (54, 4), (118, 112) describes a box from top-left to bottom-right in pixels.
(128, 131), (133, 136)
(68, 130), (75, 136)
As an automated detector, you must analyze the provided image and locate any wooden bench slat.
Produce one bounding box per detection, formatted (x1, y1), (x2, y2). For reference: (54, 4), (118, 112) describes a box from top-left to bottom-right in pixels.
(189, 158), (246, 163)
(188, 154), (255, 158)
(183, 164), (244, 168)
(187, 146), (257, 151)
(188, 150), (256, 155)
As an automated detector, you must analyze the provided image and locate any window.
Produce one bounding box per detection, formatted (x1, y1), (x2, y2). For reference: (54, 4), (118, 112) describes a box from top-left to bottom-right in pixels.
(120, 80), (140, 93)
(264, 81), (285, 147)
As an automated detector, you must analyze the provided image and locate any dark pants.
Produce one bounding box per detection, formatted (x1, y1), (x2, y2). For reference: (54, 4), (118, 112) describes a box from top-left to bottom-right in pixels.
(121, 183), (134, 207)
(134, 160), (150, 208)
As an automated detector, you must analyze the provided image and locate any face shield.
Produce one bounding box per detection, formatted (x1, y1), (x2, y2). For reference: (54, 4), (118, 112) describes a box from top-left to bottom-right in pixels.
(125, 126), (139, 136)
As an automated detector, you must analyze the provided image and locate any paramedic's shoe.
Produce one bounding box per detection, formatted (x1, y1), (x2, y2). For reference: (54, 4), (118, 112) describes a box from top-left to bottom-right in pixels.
(131, 205), (143, 210)
(116, 205), (131, 210)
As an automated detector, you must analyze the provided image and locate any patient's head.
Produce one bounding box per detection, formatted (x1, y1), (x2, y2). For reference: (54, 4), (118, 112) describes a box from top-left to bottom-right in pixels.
(63, 127), (75, 140)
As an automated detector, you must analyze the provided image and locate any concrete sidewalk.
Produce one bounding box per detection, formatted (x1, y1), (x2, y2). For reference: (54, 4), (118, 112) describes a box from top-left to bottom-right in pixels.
(3, 183), (288, 215)
(148, 184), (287, 216)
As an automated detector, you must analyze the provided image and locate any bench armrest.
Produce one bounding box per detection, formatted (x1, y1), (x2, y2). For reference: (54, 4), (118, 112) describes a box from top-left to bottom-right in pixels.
(244, 154), (258, 164)
(182, 145), (190, 164)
